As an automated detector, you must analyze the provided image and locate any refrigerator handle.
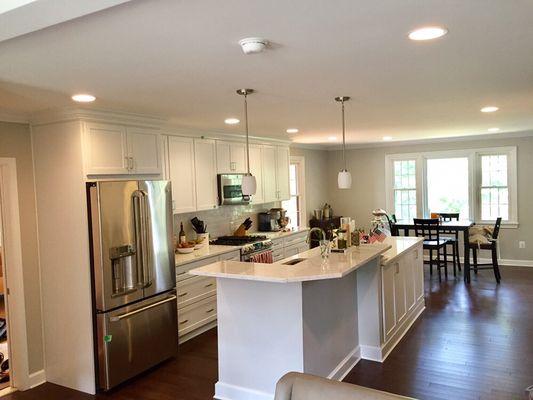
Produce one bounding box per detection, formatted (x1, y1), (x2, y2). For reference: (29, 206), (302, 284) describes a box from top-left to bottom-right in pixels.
(140, 191), (153, 288)
(109, 294), (177, 322)
(132, 191), (145, 287)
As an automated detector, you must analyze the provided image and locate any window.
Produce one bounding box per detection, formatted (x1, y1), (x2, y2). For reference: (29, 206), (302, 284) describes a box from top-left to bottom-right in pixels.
(386, 147), (517, 226)
(282, 156), (306, 228)
(426, 157), (469, 217)
(393, 160), (417, 220)
(480, 154), (509, 220)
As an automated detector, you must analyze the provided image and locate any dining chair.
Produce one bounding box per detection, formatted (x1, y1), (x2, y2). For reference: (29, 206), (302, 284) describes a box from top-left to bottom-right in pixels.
(387, 214), (398, 236)
(469, 217), (502, 283)
(414, 218), (451, 281)
(439, 212), (461, 276)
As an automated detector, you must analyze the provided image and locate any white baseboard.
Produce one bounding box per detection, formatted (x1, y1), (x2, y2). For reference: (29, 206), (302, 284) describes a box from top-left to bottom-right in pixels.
(360, 345), (382, 362)
(28, 369), (46, 388)
(327, 346), (361, 381)
(215, 382), (273, 400)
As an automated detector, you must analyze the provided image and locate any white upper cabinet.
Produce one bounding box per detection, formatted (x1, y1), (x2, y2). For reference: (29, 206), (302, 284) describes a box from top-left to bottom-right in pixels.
(216, 141), (246, 173)
(84, 122), (161, 176)
(127, 128), (162, 174)
(85, 123), (129, 175)
(249, 145), (264, 204)
(262, 145), (278, 203)
(276, 146), (290, 201)
(194, 138), (218, 211)
(168, 136), (196, 214)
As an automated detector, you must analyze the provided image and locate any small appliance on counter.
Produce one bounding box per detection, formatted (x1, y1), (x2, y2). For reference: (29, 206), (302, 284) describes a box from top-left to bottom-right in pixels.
(258, 208), (288, 232)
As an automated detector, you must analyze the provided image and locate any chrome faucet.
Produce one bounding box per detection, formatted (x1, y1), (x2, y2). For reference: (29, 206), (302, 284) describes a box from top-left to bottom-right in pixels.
(306, 227), (326, 244)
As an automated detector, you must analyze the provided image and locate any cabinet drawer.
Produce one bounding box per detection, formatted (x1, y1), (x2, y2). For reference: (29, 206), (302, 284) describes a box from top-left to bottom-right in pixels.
(218, 250), (241, 261)
(283, 232), (308, 247)
(272, 248), (284, 261)
(177, 276), (216, 309)
(178, 296), (217, 337)
(271, 238), (284, 250)
(176, 255), (219, 282)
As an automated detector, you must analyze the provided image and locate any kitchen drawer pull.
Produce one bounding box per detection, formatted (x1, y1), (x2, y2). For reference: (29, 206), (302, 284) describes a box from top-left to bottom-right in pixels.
(179, 319), (189, 325)
(110, 295), (177, 322)
(177, 272), (187, 276)
(178, 292), (188, 298)
(205, 308), (215, 313)
(204, 283), (214, 288)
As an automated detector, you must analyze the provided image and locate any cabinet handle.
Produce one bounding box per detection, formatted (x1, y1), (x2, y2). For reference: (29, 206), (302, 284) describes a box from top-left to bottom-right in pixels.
(127, 157), (134, 171)
(179, 319), (189, 325)
(204, 283), (214, 288)
(178, 292), (188, 298)
(205, 308), (215, 313)
(172, 200), (176, 211)
(125, 156), (130, 170)
(230, 162), (235, 171)
(396, 263), (400, 274)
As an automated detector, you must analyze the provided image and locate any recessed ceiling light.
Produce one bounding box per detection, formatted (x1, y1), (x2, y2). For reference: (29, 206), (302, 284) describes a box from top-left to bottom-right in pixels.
(481, 106), (499, 113)
(224, 118), (240, 125)
(488, 127), (500, 133)
(328, 136), (338, 141)
(286, 128), (299, 134)
(408, 26), (448, 41)
(383, 136), (393, 141)
(71, 93), (95, 103)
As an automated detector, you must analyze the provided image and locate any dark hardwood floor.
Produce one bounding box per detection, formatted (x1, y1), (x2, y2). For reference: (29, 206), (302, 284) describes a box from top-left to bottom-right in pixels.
(6, 266), (533, 400)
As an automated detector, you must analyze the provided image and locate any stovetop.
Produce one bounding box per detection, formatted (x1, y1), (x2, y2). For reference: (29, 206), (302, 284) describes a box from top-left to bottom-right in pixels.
(211, 235), (268, 246)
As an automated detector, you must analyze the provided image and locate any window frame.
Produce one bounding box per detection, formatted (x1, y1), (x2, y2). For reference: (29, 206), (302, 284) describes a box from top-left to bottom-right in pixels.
(385, 146), (518, 228)
(282, 156), (307, 228)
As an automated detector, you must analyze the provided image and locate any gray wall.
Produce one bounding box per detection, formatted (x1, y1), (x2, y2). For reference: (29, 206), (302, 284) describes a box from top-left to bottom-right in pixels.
(0, 121), (44, 373)
(326, 134), (533, 262)
(289, 147), (330, 225)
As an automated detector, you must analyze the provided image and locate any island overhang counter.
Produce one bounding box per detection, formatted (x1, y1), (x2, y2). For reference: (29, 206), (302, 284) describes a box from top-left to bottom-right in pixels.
(190, 237), (425, 400)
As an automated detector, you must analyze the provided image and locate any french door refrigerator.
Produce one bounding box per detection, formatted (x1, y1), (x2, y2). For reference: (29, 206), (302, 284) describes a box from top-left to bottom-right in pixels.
(87, 180), (178, 391)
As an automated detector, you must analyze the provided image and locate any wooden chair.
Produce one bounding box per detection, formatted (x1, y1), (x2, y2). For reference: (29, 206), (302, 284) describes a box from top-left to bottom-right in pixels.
(469, 218), (502, 284)
(414, 218), (451, 281)
(438, 213), (461, 276)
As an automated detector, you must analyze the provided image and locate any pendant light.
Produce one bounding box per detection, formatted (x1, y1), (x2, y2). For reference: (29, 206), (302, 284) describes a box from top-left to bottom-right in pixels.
(237, 88), (257, 196)
(335, 96), (352, 189)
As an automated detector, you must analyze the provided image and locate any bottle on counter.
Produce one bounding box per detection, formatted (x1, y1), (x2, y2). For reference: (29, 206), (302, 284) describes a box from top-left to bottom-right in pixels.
(179, 222), (187, 244)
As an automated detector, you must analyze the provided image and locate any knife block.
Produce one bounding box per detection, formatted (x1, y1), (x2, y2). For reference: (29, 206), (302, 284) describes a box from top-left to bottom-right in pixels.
(233, 224), (248, 237)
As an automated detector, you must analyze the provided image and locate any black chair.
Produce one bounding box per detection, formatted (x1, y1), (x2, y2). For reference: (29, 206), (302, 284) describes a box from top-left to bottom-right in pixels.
(386, 214), (398, 236)
(469, 218), (502, 283)
(414, 218), (451, 281)
(438, 213), (461, 276)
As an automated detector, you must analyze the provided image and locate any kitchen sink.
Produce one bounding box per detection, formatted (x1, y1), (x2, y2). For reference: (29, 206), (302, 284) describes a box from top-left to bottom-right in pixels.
(283, 258), (306, 265)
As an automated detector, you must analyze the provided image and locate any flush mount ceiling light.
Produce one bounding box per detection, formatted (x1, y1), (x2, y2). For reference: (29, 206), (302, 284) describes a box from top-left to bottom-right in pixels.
(481, 106), (499, 113)
(383, 136), (393, 141)
(335, 96), (352, 190)
(488, 127), (500, 133)
(71, 93), (95, 103)
(237, 89), (257, 196)
(408, 26), (448, 41)
(286, 128), (299, 134)
(225, 118), (240, 125)
(239, 37), (268, 54)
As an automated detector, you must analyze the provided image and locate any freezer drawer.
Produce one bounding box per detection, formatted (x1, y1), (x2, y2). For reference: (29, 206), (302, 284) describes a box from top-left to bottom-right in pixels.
(96, 291), (178, 390)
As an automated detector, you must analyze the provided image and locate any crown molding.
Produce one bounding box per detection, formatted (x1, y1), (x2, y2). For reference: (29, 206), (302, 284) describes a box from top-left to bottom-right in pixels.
(0, 111), (30, 124)
(324, 129), (533, 151)
(289, 142), (327, 150)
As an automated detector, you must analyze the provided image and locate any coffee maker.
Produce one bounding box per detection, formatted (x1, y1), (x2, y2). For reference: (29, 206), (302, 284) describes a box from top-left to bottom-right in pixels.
(258, 212), (280, 232)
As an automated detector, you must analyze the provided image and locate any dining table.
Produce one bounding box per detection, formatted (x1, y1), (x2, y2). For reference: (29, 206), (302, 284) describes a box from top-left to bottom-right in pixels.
(393, 219), (475, 283)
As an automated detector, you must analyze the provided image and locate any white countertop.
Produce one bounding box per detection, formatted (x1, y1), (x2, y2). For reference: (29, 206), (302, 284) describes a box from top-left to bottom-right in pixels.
(257, 227), (309, 240)
(378, 236), (424, 265)
(175, 244), (240, 267)
(189, 242), (391, 283)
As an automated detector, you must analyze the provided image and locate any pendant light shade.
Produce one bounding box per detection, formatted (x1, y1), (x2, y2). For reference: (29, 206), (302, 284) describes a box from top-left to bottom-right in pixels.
(237, 88), (257, 196)
(335, 96), (352, 189)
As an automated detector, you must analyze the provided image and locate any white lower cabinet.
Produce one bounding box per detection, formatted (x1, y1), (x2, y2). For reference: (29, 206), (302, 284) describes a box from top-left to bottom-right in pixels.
(176, 249), (240, 342)
(272, 231), (309, 262)
(381, 243), (424, 345)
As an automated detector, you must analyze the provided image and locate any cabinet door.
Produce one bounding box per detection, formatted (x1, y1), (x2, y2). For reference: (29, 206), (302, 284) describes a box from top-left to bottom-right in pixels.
(394, 261), (406, 324)
(216, 141), (231, 173)
(85, 123), (129, 175)
(276, 146), (290, 201)
(127, 128), (162, 174)
(168, 136), (196, 214)
(404, 251), (416, 312)
(262, 145), (278, 203)
(382, 262), (396, 340)
(194, 139), (218, 211)
(230, 142), (247, 173)
(414, 245), (424, 302)
(249, 145), (264, 204)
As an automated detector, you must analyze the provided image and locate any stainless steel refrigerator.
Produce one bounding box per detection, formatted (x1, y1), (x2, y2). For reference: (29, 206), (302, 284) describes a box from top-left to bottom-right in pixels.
(87, 180), (178, 391)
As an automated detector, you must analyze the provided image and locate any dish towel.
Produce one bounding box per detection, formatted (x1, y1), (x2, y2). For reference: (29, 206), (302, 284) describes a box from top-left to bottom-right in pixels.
(250, 250), (273, 264)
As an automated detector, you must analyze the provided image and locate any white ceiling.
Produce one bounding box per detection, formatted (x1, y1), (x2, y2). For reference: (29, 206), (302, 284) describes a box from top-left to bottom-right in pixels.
(1, 0), (533, 144)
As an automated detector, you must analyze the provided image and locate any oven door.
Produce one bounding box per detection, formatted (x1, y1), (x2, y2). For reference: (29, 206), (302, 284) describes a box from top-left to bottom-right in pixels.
(218, 174), (250, 205)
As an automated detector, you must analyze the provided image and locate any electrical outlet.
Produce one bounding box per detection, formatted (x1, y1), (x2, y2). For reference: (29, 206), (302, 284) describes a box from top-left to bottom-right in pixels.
(519, 241), (526, 249)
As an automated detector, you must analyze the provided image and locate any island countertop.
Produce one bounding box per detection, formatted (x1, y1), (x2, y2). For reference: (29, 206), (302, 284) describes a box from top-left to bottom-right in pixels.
(189, 242), (391, 283)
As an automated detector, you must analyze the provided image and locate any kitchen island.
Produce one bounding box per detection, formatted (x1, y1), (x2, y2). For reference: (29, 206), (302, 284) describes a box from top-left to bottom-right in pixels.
(190, 236), (424, 400)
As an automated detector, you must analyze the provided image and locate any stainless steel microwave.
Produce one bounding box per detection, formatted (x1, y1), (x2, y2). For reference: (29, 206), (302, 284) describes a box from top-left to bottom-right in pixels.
(217, 174), (251, 205)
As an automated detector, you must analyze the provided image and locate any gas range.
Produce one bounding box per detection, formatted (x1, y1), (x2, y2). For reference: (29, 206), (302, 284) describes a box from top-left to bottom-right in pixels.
(211, 235), (273, 261)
